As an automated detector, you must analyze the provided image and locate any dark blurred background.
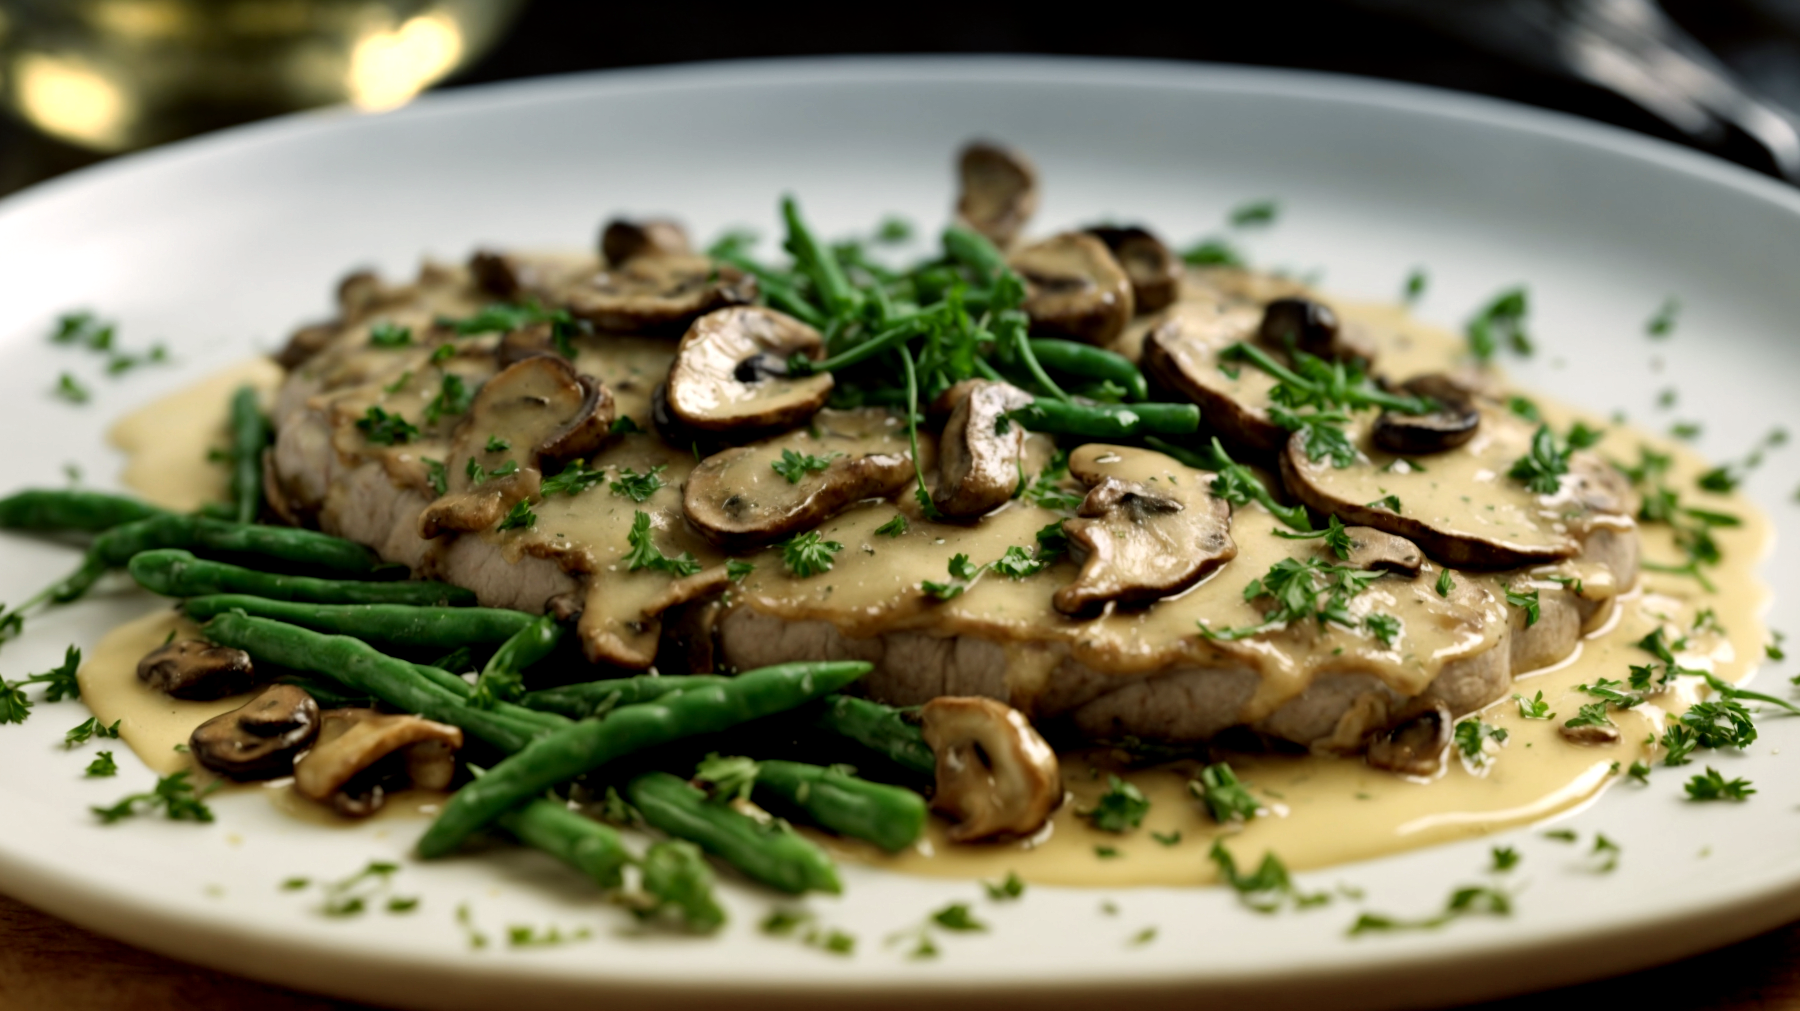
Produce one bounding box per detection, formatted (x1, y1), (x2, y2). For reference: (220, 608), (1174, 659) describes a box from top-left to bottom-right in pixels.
(5, 0), (1800, 198)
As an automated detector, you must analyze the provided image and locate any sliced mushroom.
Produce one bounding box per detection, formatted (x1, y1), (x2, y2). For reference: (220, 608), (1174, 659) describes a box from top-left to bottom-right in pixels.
(920, 696), (1061, 842)
(683, 410), (915, 552)
(665, 306), (834, 437)
(601, 218), (691, 266)
(469, 249), (521, 299)
(274, 321), (341, 370)
(418, 355), (614, 538)
(1343, 526), (1424, 578)
(1559, 722), (1621, 746)
(1052, 444), (1236, 616)
(1086, 226), (1182, 314)
(1365, 702), (1451, 776)
(1010, 233), (1135, 346)
(190, 684), (320, 780)
(933, 380), (1034, 518)
(495, 321), (561, 367)
(1280, 403), (1624, 569)
(561, 253), (756, 335)
(293, 709), (463, 818)
(1372, 374), (1481, 455)
(956, 141), (1038, 250)
(1257, 297), (1374, 363)
(1140, 299), (1290, 454)
(137, 640), (259, 701)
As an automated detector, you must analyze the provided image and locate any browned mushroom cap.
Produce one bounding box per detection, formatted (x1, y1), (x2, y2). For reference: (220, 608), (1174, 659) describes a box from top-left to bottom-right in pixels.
(1257, 297), (1375, 363)
(920, 696), (1061, 842)
(562, 253), (756, 335)
(495, 321), (561, 368)
(419, 355), (614, 537)
(665, 306), (834, 437)
(601, 218), (691, 266)
(1365, 702), (1451, 776)
(956, 141), (1038, 250)
(137, 640), (259, 701)
(1280, 403), (1626, 569)
(1342, 526), (1424, 578)
(1140, 300), (1290, 454)
(1085, 226), (1182, 314)
(933, 380), (1034, 518)
(1051, 444), (1236, 616)
(469, 250), (522, 299)
(683, 411), (915, 552)
(190, 684), (320, 780)
(1372, 374), (1481, 455)
(1559, 722), (1621, 746)
(293, 709), (463, 818)
(1010, 233), (1136, 346)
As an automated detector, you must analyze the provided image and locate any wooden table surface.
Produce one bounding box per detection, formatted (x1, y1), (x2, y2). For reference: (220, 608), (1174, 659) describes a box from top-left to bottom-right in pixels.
(1, 890), (1794, 1011)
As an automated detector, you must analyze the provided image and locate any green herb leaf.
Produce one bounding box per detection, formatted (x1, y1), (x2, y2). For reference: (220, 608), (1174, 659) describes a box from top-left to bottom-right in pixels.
(1646, 296), (1680, 338)
(91, 770), (217, 824)
(355, 406), (419, 446)
(875, 514), (908, 537)
(1085, 775), (1151, 833)
(781, 530), (842, 579)
(1229, 200), (1279, 228)
(623, 511), (702, 577)
(1512, 691), (1554, 720)
(368, 322), (412, 348)
(541, 460), (605, 498)
(771, 449), (839, 484)
(1684, 766), (1754, 801)
(1435, 569), (1454, 597)
(422, 458), (448, 497)
(1562, 702), (1613, 731)
(1508, 425), (1569, 494)
(1364, 613), (1401, 647)
(1491, 846), (1520, 872)
(495, 499), (536, 532)
(694, 753), (760, 805)
(1453, 720), (1508, 766)
(85, 751), (118, 777)
(1190, 762), (1260, 823)
(726, 559), (754, 582)
(423, 373), (473, 425)
(1505, 587), (1541, 627)
(930, 903), (986, 932)
(1465, 287), (1530, 361)
(609, 465), (667, 503)
(983, 872), (1026, 901)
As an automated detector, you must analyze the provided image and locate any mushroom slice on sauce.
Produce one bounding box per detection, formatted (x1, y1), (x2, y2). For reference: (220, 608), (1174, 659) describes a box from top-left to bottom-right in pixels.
(1085, 226), (1182, 314)
(1140, 299), (1290, 454)
(1342, 526), (1424, 579)
(190, 684), (321, 780)
(1559, 722), (1621, 746)
(418, 355), (615, 538)
(920, 696), (1061, 843)
(1010, 232), (1136, 346)
(137, 639), (260, 701)
(933, 380), (1034, 518)
(1280, 403), (1631, 570)
(1257, 297), (1375, 364)
(683, 410), (915, 552)
(601, 218), (691, 266)
(1051, 444), (1236, 616)
(562, 253), (756, 335)
(1365, 702), (1451, 776)
(1371, 374), (1481, 455)
(293, 709), (463, 818)
(956, 141), (1038, 250)
(665, 306), (834, 437)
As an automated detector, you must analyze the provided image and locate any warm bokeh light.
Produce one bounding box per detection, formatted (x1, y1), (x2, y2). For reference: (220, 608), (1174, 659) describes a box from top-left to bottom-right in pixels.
(12, 52), (134, 150)
(346, 12), (463, 111)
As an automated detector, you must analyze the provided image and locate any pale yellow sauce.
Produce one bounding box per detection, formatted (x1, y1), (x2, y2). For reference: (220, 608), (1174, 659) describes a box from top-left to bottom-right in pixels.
(108, 357), (285, 513)
(82, 285), (1772, 885)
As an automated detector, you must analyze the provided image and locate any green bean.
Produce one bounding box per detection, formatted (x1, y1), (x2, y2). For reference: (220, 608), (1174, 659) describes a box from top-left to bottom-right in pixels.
(1146, 435), (1313, 532)
(628, 771), (840, 895)
(1011, 398), (1199, 438)
(811, 695), (936, 779)
(417, 660), (872, 858)
(752, 760), (926, 852)
(275, 674), (378, 709)
(95, 514), (391, 575)
(793, 316), (929, 375)
(0, 489), (170, 533)
(1223, 341), (1434, 415)
(182, 595), (529, 647)
(496, 799), (630, 891)
(711, 249), (828, 330)
(131, 550), (472, 606)
(1028, 339), (1150, 401)
(411, 662), (474, 698)
(202, 613), (563, 753)
(638, 839), (725, 931)
(472, 615), (563, 706)
(406, 660), (565, 734)
(942, 225), (1010, 284)
(228, 385), (268, 524)
(521, 675), (731, 720)
(781, 196), (859, 320)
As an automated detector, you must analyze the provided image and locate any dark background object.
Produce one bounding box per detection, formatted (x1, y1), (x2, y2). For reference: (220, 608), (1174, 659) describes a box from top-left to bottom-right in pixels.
(7, 0), (1800, 198)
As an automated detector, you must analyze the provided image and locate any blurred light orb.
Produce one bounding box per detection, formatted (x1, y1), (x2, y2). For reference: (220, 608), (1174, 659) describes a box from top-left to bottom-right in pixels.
(13, 52), (133, 150)
(347, 12), (463, 111)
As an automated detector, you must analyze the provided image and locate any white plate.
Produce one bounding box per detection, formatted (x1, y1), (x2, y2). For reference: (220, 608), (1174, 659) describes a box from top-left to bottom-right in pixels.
(1, 56), (1798, 1011)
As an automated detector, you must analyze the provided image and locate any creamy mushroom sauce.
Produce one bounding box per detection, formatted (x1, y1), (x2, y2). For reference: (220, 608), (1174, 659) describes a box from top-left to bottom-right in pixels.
(79, 280), (1771, 880)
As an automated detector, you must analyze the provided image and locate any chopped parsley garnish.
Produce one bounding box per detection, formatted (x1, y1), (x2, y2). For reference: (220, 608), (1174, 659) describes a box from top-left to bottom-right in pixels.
(1543, 829), (1578, 842)
(1646, 296), (1680, 338)
(726, 559), (754, 582)
(1679, 698), (1757, 750)
(1271, 514), (1353, 559)
(368, 322), (412, 348)
(1271, 405), (1357, 468)
(428, 343), (456, 365)
(1435, 569), (1454, 597)
(1661, 724), (1700, 766)
(1491, 846), (1520, 872)
(1208, 841), (1327, 913)
(541, 460), (605, 498)
(54, 372), (90, 404)
(506, 924), (591, 948)
(694, 753), (759, 804)
(1189, 762), (1260, 823)
(1181, 237), (1245, 267)
(1627, 760), (1652, 783)
(1590, 834), (1621, 872)
(609, 465), (666, 503)
(1766, 631), (1786, 661)
(781, 530), (842, 578)
(989, 544), (1050, 580)
(1702, 671), (1800, 716)
(1349, 884), (1512, 936)
(1152, 830), (1183, 847)
(1506, 395), (1542, 422)
(983, 872), (1026, 901)
(1229, 199), (1279, 227)
(1195, 436), (1312, 530)
(1618, 446), (1736, 590)
(449, 300), (568, 336)
(1084, 775), (1150, 833)
(875, 514), (908, 537)
(85, 751), (118, 777)
(1200, 557), (1384, 641)
(484, 435), (510, 452)
(64, 716), (120, 748)
(91, 770), (217, 824)
(1453, 720), (1508, 766)
(27, 645), (81, 701)
(1562, 702), (1614, 731)
(1364, 613), (1401, 647)
(51, 310), (113, 348)
(1366, 494), (1402, 513)
(930, 903), (986, 932)
(611, 415), (643, 435)
(1465, 286), (1530, 361)
(623, 511), (702, 577)
(1576, 677), (1642, 709)
(1022, 450), (1083, 511)
(1684, 766), (1754, 801)
(422, 458), (448, 496)
(355, 406), (418, 445)
(1512, 691), (1555, 720)
(495, 499), (536, 532)
(771, 449), (839, 484)
(423, 373), (472, 424)
(0, 678), (29, 724)
(1504, 587), (1541, 627)
(1403, 268), (1427, 303)
(1508, 425), (1569, 494)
